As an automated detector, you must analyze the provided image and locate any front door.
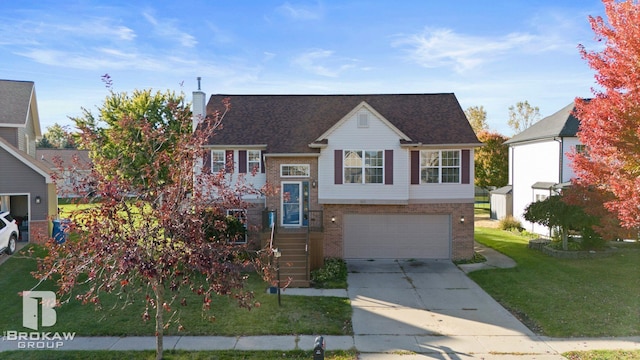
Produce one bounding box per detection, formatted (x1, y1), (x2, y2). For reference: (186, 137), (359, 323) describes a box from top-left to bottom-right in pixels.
(282, 182), (301, 226)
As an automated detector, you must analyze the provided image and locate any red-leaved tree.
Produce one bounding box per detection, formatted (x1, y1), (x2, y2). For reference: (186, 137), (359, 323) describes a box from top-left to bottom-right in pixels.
(33, 82), (274, 359)
(573, 0), (640, 229)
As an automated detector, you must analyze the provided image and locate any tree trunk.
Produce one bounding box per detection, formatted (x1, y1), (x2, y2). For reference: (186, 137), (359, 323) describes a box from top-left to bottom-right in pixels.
(561, 226), (569, 251)
(154, 281), (165, 360)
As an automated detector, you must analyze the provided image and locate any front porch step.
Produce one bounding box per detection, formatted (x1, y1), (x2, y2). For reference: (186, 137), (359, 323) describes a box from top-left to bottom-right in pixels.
(273, 231), (309, 287)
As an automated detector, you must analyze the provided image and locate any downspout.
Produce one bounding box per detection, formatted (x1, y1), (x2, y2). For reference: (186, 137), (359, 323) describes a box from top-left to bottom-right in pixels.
(554, 137), (563, 188)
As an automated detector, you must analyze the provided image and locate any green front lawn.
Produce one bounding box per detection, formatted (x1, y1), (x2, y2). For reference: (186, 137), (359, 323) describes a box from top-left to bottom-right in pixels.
(0, 247), (352, 337)
(470, 227), (640, 337)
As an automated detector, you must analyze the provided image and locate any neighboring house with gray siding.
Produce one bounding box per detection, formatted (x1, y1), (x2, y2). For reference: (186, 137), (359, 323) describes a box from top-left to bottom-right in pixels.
(0, 79), (57, 243)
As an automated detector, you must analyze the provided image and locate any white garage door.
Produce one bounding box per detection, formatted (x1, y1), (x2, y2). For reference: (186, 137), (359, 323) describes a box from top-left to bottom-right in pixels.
(343, 214), (451, 259)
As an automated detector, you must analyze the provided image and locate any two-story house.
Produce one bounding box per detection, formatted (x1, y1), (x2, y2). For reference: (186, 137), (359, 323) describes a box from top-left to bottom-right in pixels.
(0, 79), (57, 242)
(505, 100), (583, 236)
(193, 89), (481, 285)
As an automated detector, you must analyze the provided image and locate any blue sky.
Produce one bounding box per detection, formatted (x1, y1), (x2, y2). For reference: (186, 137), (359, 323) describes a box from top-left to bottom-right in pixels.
(1, 1), (605, 136)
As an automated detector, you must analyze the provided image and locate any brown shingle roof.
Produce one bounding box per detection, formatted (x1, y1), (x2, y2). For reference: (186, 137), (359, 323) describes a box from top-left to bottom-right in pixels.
(0, 80), (34, 126)
(206, 94), (480, 153)
(36, 149), (92, 170)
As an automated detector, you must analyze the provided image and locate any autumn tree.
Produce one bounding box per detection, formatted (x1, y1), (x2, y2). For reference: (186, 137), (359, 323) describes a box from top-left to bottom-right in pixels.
(507, 101), (541, 134)
(464, 105), (489, 133)
(474, 130), (509, 190)
(42, 123), (76, 149)
(562, 181), (627, 243)
(33, 86), (274, 360)
(573, 0), (640, 229)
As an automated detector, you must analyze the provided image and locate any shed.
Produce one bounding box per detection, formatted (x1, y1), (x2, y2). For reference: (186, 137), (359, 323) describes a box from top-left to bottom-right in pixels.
(490, 185), (512, 220)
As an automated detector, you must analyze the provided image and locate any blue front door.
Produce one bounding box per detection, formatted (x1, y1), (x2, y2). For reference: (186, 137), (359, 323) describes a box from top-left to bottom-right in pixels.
(282, 182), (301, 226)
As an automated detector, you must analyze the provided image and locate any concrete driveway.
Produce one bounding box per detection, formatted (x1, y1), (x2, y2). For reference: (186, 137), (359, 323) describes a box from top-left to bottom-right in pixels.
(347, 259), (563, 359)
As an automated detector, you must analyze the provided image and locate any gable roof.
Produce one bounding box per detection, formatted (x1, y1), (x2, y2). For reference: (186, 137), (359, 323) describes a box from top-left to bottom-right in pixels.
(0, 79), (42, 137)
(0, 137), (52, 182)
(206, 94), (480, 153)
(36, 149), (92, 171)
(505, 100), (584, 145)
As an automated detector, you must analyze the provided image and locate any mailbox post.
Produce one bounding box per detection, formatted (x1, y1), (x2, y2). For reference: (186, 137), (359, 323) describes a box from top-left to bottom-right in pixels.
(313, 336), (325, 360)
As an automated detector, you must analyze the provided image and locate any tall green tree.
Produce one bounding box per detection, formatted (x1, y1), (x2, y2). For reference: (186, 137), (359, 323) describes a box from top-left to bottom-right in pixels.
(464, 105), (488, 133)
(43, 123), (74, 148)
(474, 130), (509, 190)
(36, 134), (54, 148)
(508, 101), (541, 134)
(573, 0), (640, 228)
(35, 85), (275, 360)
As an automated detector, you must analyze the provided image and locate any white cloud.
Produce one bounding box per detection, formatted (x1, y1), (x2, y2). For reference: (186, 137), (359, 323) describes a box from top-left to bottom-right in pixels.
(292, 49), (358, 77)
(277, 2), (323, 20)
(142, 11), (197, 48)
(393, 27), (536, 73)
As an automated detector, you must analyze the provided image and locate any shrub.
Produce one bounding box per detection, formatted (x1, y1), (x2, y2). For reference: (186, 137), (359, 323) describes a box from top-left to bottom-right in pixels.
(499, 215), (522, 231)
(580, 227), (607, 250)
(311, 257), (347, 289)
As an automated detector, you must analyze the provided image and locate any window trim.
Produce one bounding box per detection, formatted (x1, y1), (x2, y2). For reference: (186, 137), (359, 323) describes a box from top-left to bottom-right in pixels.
(343, 149), (384, 184)
(280, 164), (310, 178)
(420, 150), (461, 184)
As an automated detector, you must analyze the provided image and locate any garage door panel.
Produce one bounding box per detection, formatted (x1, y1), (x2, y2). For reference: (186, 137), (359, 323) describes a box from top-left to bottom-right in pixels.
(344, 214), (450, 259)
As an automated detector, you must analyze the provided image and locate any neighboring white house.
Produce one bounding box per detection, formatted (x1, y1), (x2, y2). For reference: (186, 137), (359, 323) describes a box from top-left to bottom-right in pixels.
(505, 100), (584, 236)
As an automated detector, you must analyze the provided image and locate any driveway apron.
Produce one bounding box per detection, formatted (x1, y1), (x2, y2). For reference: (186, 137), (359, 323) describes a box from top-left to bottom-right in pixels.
(347, 259), (561, 358)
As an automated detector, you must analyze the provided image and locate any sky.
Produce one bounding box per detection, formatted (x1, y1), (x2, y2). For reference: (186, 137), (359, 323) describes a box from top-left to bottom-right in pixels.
(1, 0), (607, 136)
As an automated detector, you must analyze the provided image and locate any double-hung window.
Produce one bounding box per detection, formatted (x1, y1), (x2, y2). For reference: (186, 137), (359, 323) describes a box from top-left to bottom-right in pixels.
(420, 150), (460, 183)
(211, 150), (225, 173)
(344, 150), (383, 184)
(247, 150), (261, 173)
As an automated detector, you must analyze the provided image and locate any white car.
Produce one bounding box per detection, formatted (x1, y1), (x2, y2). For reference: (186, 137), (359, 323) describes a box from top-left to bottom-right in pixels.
(0, 212), (18, 255)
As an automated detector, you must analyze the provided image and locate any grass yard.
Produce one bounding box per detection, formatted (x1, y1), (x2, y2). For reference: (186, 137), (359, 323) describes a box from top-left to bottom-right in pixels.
(0, 247), (352, 337)
(470, 227), (640, 337)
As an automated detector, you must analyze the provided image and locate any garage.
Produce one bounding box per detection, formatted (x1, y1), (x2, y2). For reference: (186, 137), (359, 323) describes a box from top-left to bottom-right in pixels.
(343, 214), (451, 259)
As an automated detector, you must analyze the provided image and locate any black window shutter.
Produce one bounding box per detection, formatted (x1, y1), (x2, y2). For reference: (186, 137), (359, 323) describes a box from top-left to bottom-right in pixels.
(225, 150), (234, 173)
(334, 150), (343, 184)
(410, 151), (420, 184)
(384, 149), (393, 185)
(203, 150), (211, 173)
(461, 150), (470, 184)
(238, 150), (247, 173)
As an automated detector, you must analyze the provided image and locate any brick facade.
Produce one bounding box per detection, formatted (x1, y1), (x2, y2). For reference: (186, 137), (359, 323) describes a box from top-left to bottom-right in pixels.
(263, 156), (320, 225)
